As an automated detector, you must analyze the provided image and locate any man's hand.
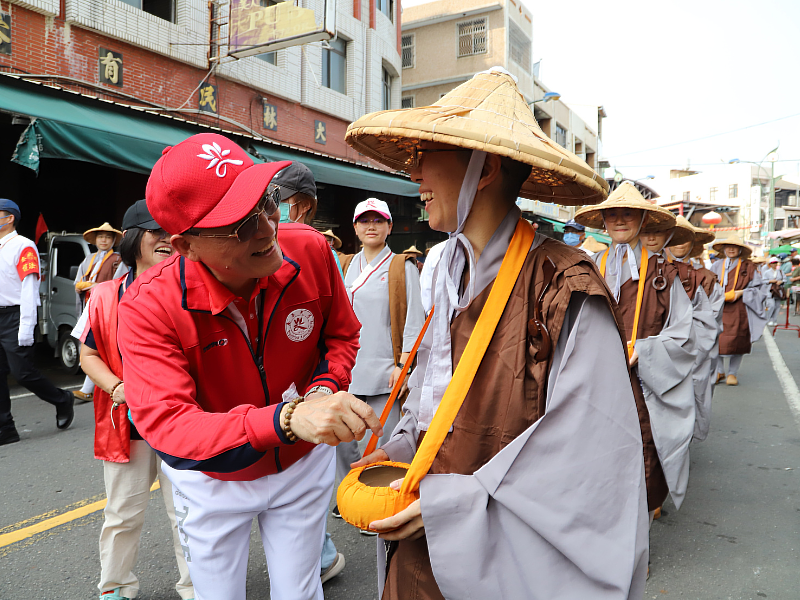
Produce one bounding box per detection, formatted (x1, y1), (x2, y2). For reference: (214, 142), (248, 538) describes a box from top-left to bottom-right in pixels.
(283, 392), (383, 446)
(350, 448), (389, 470)
(369, 478), (425, 541)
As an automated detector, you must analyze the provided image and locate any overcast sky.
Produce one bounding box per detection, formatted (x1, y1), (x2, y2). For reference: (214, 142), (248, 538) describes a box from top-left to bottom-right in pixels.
(402, 0), (800, 190)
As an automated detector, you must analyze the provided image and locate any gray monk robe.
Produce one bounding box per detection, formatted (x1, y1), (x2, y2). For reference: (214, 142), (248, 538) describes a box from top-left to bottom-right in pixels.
(593, 243), (696, 509)
(379, 209), (649, 600)
(674, 260), (724, 442)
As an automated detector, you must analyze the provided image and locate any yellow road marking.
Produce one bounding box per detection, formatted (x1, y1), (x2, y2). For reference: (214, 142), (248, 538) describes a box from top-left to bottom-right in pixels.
(0, 481), (160, 549)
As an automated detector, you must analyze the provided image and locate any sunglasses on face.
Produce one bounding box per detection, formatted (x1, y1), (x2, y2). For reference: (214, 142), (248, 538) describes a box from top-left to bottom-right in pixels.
(187, 187), (281, 243)
(144, 228), (169, 240)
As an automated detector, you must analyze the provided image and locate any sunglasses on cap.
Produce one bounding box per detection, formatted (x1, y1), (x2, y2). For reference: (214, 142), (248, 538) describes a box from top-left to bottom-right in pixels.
(185, 187), (281, 243)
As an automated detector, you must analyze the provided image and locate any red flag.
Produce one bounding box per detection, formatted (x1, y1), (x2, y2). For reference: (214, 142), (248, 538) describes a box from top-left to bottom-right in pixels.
(35, 213), (48, 245)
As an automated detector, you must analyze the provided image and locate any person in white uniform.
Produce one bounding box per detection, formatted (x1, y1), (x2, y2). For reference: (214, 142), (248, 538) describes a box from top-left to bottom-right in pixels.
(335, 199), (425, 528)
(0, 199), (75, 446)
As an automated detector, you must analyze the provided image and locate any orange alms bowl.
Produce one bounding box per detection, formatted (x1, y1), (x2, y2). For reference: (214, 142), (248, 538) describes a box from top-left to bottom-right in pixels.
(336, 461), (419, 532)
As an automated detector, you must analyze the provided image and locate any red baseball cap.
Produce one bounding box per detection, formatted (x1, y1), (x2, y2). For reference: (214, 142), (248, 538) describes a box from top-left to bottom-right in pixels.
(146, 133), (292, 234)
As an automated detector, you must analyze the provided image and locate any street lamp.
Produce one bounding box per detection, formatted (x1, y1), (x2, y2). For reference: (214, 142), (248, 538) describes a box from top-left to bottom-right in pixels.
(530, 91), (561, 104)
(729, 145), (779, 244)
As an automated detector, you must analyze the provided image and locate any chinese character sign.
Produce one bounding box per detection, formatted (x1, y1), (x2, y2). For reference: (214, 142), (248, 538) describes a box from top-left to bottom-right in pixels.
(0, 13), (11, 56)
(98, 48), (123, 87)
(263, 103), (278, 131)
(315, 120), (326, 145)
(230, 0), (318, 51)
(199, 83), (218, 114)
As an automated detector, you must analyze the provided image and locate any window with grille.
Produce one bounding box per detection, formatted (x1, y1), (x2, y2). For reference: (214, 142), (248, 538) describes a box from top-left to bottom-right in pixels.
(709, 187), (717, 201)
(401, 96), (415, 109)
(401, 34), (415, 69)
(457, 17), (487, 58)
(729, 183), (738, 199)
(508, 20), (530, 72)
(682, 191), (690, 201)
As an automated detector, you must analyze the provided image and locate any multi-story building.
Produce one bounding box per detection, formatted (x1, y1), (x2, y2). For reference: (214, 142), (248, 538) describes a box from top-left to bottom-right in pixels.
(399, 0), (604, 230)
(0, 0), (432, 252)
(653, 164), (800, 244)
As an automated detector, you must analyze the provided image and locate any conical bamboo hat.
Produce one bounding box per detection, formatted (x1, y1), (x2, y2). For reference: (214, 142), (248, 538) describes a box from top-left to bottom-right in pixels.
(83, 222), (122, 245)
(319, 228), (342, 249)
(345, 69), (608, 206)
(581, 235), (608, 254)
(403, 245), (423, 256)
(573, 181), (676, 230)
(656, 214), (696, 249)
(675, 216), (716, 258)
(712, 234), (753, 258)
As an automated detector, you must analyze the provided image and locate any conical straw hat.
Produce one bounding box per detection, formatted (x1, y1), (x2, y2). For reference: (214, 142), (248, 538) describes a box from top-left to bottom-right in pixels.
(751, 255), (766, 264)
(345, 68), (607, 206)
(83, 222), (122, 245)
(712, 235), (753, 258)
(581, 235), (608, 254)
(319, 228), (342, 249)
(403, 245), (423, 256)
(656, 214), (696, 248)
(674, 215), (716, 258)
(573, 181), (676, 231)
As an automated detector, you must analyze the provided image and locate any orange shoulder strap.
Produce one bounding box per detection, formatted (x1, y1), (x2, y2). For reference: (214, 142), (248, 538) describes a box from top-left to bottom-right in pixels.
(600, 248), (609, 277)
(400, 218), (535, 495)
(627, 250), (649, 359)
(731, 260), (742, 291)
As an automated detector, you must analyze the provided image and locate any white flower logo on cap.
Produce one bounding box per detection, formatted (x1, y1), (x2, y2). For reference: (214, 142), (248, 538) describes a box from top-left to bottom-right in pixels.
(197, 142), (244, 178)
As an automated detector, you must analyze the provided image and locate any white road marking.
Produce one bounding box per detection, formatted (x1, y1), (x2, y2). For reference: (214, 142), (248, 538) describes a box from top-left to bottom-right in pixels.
(10, 386), (81, 400)
(763, 328), (800, 432)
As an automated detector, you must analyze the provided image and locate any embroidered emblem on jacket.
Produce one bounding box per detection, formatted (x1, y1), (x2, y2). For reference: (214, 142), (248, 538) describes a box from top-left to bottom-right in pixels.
(285, 309), (314, 342)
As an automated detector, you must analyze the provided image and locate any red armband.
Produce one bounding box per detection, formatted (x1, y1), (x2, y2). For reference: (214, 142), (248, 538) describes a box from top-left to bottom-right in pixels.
(17, 248), (40, 280)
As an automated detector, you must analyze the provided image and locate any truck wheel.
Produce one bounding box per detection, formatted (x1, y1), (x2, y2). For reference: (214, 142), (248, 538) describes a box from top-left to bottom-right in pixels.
(58, 330), (81, 375)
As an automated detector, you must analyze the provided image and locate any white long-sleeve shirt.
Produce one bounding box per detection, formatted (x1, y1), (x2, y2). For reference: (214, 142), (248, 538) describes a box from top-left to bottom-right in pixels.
(0, 231), (41, 345)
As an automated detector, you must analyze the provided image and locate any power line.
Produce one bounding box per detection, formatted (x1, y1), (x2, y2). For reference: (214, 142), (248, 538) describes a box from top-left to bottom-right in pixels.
(613, 159), (800, 168)
(607, 113), (800, 159)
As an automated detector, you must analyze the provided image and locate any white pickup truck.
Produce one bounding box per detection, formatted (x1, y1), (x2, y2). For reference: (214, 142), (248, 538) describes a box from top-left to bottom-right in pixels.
(36, 232), (90, 374)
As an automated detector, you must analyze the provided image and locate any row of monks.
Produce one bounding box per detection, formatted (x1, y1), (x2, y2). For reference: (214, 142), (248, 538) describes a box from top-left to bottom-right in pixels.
(574, 180), (769, 518)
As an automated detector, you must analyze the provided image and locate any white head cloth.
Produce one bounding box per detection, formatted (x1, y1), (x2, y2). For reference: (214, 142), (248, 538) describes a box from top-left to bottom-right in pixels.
(418, 150), (488, 431)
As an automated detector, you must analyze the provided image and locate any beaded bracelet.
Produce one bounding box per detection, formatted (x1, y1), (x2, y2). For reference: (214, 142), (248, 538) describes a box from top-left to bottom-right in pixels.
(282, 396), (304, 442)
(109, 380), (124, 398)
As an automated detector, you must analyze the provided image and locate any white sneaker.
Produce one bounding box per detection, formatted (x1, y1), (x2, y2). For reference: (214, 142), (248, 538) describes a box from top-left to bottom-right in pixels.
(321, 552), (345, 583)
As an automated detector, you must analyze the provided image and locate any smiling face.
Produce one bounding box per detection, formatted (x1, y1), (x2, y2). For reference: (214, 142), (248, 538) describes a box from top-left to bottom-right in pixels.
(354, 211), (392, 250)
(172, 206), (283, 297)
(137, 228), (174, 273)
(640, 229), (670, 254)
(603, 208), (647, 246)
(723, 245), (741, 259)
(408, 142), (472, 233)
(94, 232), (115, 252)
(670, 240), (694, 259)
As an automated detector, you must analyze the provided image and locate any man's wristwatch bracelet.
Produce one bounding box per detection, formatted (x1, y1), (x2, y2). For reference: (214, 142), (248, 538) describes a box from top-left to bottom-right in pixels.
(304, 385), (334, 399)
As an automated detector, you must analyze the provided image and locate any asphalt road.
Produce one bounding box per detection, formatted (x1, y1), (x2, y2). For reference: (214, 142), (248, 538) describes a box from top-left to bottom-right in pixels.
(2, 326), (800, 599)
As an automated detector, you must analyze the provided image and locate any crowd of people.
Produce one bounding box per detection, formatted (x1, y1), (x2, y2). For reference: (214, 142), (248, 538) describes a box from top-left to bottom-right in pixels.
(0, 67), (791, 600)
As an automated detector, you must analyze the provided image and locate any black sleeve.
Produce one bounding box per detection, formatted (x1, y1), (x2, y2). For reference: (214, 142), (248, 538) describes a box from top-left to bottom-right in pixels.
(84, 328), (97, 351)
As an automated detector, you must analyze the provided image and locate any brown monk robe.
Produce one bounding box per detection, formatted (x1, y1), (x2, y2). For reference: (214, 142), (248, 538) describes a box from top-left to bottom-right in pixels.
(717, 259), (758, 355)
(382, 238), (662, 600)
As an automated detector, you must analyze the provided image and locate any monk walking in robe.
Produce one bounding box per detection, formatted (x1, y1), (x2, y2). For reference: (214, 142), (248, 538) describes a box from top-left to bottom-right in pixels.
(575, 182), (696, 513)
(345, 68), (650, 600)
(710, 236), (768, 386)
(643, 216), (721, 443)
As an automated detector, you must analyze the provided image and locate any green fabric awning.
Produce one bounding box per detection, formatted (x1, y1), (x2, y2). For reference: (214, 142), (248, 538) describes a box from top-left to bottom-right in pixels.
(1, 75), (420, 196)
(251, 142), (419, 197)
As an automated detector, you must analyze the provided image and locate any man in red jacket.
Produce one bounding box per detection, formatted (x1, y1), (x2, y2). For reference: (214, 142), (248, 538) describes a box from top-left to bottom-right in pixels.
(117, 133), (381, 600)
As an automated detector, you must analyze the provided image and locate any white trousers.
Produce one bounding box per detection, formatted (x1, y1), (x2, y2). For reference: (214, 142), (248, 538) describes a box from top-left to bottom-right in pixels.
(161, 444), (334, 600)
(100, 440), (194, 599)
(335, 393), (398, 486)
